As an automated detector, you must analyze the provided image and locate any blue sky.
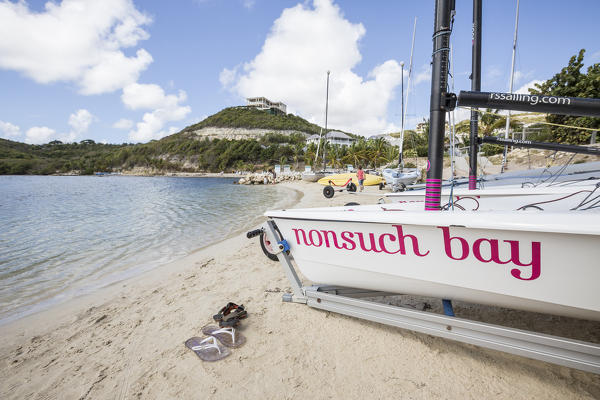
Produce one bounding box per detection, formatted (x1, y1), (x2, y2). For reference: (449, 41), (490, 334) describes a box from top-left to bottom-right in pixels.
(0, 0), (599, 144)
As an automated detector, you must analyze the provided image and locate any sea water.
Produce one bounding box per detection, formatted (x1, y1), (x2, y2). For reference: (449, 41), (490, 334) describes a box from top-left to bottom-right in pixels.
(0, 175), (294, 324)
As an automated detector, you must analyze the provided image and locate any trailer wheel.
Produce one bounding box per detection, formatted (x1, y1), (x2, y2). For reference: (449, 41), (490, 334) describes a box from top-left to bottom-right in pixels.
(323, 185), (335, 198)
(260, 224), (287, 261)
(379, 183), (385, 190)
(344, 202), (360, 206)
(347, 182), (357, 192)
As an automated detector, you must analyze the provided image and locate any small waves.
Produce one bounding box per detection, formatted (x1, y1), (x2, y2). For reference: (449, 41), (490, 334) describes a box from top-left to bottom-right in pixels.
(0, 175), (289, 324)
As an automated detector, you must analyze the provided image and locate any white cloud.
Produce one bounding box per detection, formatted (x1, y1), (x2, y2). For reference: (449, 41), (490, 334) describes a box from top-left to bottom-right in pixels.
(413, 64), (431, 85)
(0, 120), (21, 139)
(68, 109), (94, 135)
(61, 109), (94, 142)
(515, 79), (544, 94)
(113, 118), (134, 130)
(0, 0), (152, 94)
(512, 70), (535, 86)
(219, 67), (239, 87)
(17, 109), (96, 144)
(79, 49), (153, 95)
(25, 126), (56, 144)
(221, 0), (403, 136)
(122, 83), (180, 110)
(123, 83), (191, 142)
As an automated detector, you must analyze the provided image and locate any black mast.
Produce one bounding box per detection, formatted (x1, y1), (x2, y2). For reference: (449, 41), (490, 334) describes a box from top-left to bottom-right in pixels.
(425, 0), (455, 211)
(458, 91), (600, 117)
(469, 0), (481, 190)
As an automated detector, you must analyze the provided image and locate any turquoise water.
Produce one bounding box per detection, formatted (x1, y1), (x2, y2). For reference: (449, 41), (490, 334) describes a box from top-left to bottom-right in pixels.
(0, 175), (292, 324)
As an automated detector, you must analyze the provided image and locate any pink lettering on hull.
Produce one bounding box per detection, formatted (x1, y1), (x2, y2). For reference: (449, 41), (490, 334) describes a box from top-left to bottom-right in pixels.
(290, 225), (541, 281)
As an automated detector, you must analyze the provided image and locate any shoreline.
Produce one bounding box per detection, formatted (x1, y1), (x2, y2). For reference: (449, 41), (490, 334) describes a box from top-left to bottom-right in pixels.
(1, 181), (599, 399)
(0, 182), (303, 330)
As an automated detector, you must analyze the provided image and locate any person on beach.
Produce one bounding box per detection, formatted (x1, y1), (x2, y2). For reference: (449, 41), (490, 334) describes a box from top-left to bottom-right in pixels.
(357, 165), (365, 192)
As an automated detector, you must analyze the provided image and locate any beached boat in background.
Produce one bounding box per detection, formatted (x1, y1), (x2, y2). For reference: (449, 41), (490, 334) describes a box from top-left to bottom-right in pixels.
(381, 168), (420, 191)
(317, 172), (383, 186)
(386, 179), (600, 211)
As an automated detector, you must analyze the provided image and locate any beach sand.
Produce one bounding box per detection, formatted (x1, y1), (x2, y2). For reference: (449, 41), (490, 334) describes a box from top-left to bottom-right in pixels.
(1, 181), (599, 399)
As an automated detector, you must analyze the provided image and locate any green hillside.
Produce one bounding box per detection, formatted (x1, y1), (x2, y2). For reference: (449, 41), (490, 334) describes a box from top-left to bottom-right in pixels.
(180, 106), (322, 135)
(0, 139), (131, 175)
(0, 107), (381, 175)
(0, 107), (322, 174)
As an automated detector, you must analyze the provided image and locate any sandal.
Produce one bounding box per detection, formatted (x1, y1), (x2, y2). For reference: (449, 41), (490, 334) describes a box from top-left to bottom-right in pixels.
(219, 316), (243, 328)
(202, 326), (246, 348)
(185, 336), (231, 361)
(213, 302), (247, 323)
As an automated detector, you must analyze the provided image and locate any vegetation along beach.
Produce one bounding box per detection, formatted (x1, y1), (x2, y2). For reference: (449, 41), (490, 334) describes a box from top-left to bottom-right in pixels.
(1, 0), (600, 399)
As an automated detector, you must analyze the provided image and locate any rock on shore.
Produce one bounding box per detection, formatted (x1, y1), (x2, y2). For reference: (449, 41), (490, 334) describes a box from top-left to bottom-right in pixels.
(237, 172), (302, 185)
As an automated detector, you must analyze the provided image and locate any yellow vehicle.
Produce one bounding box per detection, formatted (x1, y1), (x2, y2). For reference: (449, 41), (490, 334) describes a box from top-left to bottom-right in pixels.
(317, 172), (383, 186)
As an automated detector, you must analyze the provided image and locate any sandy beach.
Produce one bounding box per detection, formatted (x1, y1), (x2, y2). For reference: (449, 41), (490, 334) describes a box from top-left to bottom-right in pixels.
(1, 180), (599, 399)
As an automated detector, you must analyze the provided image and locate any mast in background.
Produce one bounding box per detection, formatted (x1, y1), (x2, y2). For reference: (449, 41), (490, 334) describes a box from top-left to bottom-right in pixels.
(398, 61), (405, 169)
(469, 0), (482, 190)
(501, 0), (520, 173)
(322, 70), (330, 171)
(398, 17), (417, 171)
(425, 0), (455, 211)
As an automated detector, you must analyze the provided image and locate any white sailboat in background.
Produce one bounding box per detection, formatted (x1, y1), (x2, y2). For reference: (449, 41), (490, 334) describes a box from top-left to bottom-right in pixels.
(382, 18), (420, 191)
(302, 71), (332, 182)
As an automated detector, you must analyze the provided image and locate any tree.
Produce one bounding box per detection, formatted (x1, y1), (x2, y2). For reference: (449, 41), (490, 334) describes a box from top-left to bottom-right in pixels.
(292, 142), (304, 170)
(304, 143), (317, 167)
(367, 138), (388, 168)
(529, 49), (600, 144)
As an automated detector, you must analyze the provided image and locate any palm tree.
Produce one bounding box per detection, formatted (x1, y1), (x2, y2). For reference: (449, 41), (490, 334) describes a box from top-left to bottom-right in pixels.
(343, 140), (367, 168)
(383, 146), (399, 166)
(368, 138), (388, 168)
(328, 145), (345, 169)
(292, 143), (304, 170)
(480, 108), (523, 136)
(304, 143), (317, 167)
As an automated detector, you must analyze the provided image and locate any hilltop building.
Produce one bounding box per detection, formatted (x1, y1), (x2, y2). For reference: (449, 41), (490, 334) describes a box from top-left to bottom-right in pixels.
(246, 97), (287, 115)
(307, 131), (355, 147)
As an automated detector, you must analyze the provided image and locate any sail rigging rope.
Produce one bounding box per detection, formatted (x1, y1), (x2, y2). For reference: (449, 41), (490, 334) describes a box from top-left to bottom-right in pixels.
(457, 108), (600, 132)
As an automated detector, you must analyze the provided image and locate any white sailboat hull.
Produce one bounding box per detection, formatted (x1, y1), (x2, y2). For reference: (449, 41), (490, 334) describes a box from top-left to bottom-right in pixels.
(266, 206), (600, 321)
(382, 168), (420, 190)
(386, 184), (600, 211)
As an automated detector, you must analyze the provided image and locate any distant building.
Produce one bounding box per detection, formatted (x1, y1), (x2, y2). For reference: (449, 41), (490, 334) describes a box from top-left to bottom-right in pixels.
(306, 134), (321, 145)
(307, 131), (355, 147)
(246, 97), (287, 115)
(415, 122), (428, 134)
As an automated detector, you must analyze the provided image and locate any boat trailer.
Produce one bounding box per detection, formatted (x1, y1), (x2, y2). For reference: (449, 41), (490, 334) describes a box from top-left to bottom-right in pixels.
(322, 178), (357, 199)
(250, 220), (600, 375)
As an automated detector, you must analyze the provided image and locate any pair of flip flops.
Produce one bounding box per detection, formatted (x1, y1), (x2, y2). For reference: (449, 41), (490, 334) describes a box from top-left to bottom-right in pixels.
(185, 326), (246, 362)
(213, 302), (247, 328)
